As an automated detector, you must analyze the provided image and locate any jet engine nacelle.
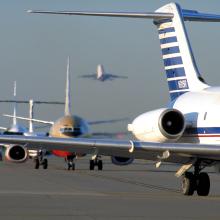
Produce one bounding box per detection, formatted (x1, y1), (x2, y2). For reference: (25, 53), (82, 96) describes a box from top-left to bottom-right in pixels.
(5, 145), (28, 163)
(111, 156), (134, 166)
(128, 108), (185, 142)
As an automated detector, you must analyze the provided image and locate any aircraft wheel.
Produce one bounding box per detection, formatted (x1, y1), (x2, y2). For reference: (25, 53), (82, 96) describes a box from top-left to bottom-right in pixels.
(34, 158), (40, 169)
(90, 160), (95, 170)
(196, 172), (210, 196)
(98, 160), (103, 170)
(182, 172), (195, 196)
(42, 158), (48, 169)
(67, 162), (71, 170)
(72, 163), (75, 171)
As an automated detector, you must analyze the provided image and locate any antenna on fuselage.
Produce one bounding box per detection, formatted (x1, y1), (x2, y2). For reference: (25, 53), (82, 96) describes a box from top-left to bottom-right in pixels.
(65, 56), (71, 116)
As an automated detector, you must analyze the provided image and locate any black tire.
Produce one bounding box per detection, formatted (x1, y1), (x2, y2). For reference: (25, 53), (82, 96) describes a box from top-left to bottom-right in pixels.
(98, 160), (103, 171)
(72, 163), (75, 170)
(34, 158), (40, 169)
(182, 172), (195, 196)
(42, 159), (48, 169)
(90, 160), (95, 170)
(197, 172), (210, 196)
(67, 162), (71, 170)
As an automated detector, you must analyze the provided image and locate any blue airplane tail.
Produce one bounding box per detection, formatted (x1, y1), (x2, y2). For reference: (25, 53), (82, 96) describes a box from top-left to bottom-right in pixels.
(154, 3), (209, 100)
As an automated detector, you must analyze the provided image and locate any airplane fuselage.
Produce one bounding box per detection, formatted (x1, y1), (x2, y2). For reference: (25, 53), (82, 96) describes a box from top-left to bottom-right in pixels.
(130, 87), (220, 145)
(49, 115), (90, 157)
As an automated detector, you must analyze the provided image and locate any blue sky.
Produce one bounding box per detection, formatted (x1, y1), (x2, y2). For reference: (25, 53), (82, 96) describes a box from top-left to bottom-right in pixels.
(0, 0), (220, 132)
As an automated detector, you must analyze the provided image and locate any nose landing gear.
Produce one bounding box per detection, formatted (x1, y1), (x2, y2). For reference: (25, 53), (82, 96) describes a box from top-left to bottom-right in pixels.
(90, 155), (103, 170)
(66, 155), (76, 170)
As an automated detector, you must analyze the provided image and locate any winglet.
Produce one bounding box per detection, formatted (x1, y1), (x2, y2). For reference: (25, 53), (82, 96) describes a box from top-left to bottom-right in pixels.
(65, 56), (71, 116)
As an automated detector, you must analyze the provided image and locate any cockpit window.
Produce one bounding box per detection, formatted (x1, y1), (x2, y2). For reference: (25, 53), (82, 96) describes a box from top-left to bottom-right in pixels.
(60, 127), (82, 137)
(60, 127), (74, 133)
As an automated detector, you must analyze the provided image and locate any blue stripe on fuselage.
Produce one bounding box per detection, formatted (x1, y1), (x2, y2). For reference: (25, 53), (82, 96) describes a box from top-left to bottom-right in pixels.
(185, 127), (220, 135)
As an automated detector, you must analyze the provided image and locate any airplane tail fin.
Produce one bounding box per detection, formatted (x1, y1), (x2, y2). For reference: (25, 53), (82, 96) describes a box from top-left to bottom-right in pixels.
(29, 99), (34, 133)
(13, 81), (17, 126)
(154, 3), (208, 100)
(97, 64), (104, 79)
(64, 56), (71, 116)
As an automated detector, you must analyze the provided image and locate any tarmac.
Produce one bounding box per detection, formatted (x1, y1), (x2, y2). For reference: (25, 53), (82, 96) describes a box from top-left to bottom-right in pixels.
(0, 156), (220, 220)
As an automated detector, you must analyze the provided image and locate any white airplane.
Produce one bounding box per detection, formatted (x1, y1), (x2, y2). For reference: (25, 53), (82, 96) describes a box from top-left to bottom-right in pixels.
(0, 83), (64, 168)
(2, 2), (220, 196)
(80, 64), (127, 81)
(0, 81), (28, 134)
(6, 57), (128, 170)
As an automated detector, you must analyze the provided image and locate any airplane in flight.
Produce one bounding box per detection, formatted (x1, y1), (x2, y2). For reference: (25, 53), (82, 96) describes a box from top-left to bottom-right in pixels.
(80, 64), (127, 82)
(6, 57), (129, 170)
(2, 2), (220, 196)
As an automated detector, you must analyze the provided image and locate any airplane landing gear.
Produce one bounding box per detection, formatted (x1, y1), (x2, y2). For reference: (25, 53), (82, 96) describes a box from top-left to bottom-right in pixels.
(181, 162), (210, 196)
(66, 155), (75, 170)
(90, 155), (103, 170)
(34, 150), (48, 169)
(34, 158), (48, 169)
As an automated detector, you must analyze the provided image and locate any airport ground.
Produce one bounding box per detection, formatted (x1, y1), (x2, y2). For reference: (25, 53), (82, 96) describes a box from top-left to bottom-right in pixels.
(0, 156), (220, 220)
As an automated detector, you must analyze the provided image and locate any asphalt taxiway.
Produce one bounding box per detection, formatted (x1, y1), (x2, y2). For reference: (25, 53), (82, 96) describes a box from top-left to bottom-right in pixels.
(0, 157), (220, 220)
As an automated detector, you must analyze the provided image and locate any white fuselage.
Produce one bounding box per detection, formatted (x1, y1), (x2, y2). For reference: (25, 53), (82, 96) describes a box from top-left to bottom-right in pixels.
(129, 87), (220, 145)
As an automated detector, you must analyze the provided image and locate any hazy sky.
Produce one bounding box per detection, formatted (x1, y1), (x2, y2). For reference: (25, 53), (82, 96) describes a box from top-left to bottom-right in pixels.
(0, 0), (220, 133)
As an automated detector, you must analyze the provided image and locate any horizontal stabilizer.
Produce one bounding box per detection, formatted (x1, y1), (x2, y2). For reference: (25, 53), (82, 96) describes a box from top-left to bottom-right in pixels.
(27, 9), (220, 22)
(27, 10), (173, 19)
(3, 114), (54, 125)
(0, 100), (64, 104)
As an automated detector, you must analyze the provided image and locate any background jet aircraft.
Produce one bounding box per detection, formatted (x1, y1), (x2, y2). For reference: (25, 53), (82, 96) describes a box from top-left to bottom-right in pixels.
(6, 57), (129, 170)
(0, 82), (64, 167)
(80, 64), (127, 82)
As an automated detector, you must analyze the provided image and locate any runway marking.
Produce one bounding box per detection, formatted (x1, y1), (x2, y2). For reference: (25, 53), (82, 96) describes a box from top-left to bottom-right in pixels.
(0, 190), (106, 197)
(77, 171), (180, 194)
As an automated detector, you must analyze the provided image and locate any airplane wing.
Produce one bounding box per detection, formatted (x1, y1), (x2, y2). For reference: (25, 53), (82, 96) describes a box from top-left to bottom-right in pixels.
(1, 135), (220, 166)
(79, 74), (97, 79)
(88, 118), (129, 125)
(107, 74), (128, 79)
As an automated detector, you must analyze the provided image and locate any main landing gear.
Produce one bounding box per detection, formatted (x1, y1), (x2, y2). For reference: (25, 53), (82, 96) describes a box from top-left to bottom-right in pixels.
(90, 155), (103, 170)
(34, 150), (48, 169)
(66, 155), (76, 170)
(181, 162), (210, 196)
